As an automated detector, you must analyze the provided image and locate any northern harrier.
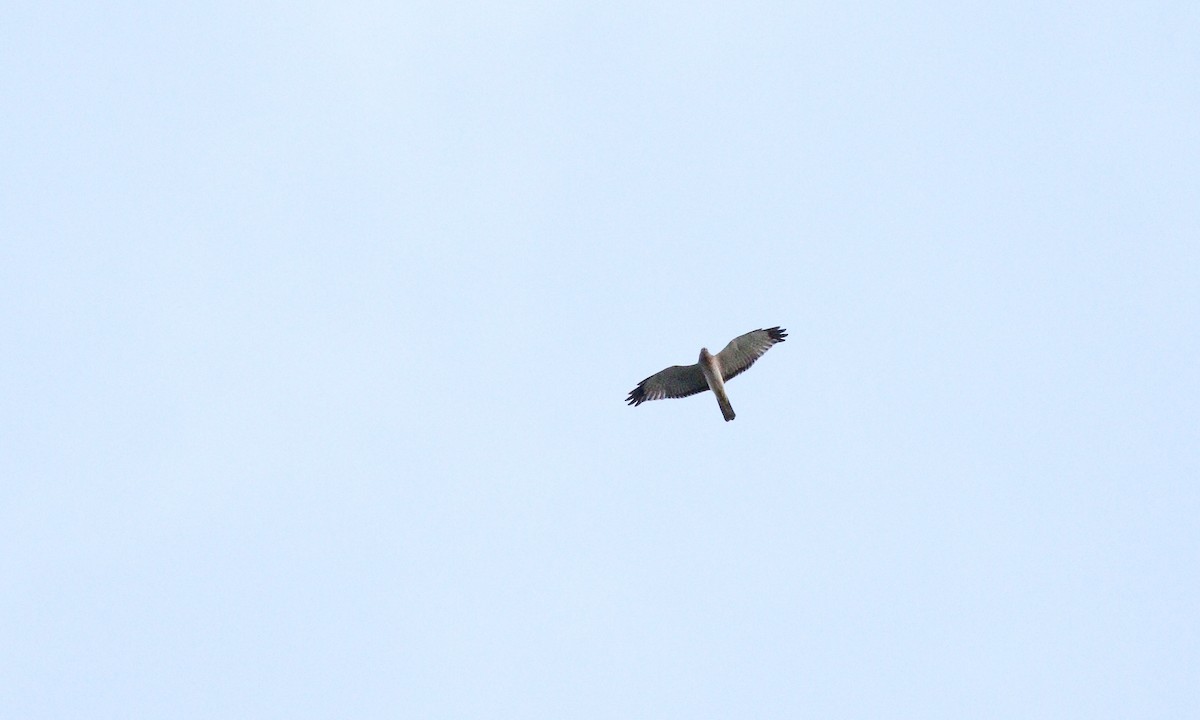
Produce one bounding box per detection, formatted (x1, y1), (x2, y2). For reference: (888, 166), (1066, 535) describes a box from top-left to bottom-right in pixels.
(626, 327), (787, 421)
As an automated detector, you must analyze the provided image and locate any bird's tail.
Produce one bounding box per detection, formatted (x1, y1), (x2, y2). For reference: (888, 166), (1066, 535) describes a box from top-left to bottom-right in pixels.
(717, 394), (736, 422)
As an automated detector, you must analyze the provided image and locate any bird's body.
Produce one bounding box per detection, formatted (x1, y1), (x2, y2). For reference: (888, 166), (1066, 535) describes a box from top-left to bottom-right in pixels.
(698, 347), (736, 421)
(626, 327), (787, 421)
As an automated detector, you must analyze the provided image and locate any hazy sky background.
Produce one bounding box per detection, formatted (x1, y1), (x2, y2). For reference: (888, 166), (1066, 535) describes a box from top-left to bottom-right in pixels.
(3, 2), (1197, 718)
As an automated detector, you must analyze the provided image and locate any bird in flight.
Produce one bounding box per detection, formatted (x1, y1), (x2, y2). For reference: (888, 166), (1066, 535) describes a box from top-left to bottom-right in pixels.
(626, 327), (787, 421)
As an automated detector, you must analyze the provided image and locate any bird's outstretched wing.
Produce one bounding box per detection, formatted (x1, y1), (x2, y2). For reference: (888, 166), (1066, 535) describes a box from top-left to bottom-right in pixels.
(716, 327), (787, 382)
(626, 364), (708, 406)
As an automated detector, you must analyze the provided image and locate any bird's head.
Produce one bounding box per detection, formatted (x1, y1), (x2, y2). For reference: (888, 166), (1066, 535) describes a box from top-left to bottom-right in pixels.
(698, 347), (712, 362)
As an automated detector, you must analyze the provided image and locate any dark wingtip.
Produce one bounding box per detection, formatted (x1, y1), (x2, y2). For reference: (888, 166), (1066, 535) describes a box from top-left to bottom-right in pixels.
(626, 385), (646, 406)
(766, 326), (788, 342)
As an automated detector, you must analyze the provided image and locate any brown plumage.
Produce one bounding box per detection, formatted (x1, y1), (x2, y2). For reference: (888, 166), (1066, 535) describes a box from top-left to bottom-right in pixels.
(626, 327), (787, 421)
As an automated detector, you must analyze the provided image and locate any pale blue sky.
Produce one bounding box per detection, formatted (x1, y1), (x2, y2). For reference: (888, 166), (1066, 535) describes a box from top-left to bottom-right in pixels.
(3, 2), (1198, 718)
